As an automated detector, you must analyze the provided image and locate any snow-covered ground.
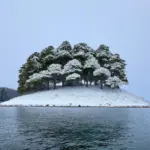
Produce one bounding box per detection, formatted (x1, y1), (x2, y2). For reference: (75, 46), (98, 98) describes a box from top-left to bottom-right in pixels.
(1, 86), (149, 107)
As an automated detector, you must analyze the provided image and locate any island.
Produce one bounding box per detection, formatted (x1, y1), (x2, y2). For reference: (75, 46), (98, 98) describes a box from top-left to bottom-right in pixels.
(1, 41), (149, 107)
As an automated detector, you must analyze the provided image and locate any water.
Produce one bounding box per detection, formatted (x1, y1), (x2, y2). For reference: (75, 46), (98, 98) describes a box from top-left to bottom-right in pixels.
(0, 108), (150, 150)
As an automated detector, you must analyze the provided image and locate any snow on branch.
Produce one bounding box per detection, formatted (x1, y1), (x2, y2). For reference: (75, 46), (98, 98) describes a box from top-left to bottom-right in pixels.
(62, 59), (82, 75)
(48, 64), (62, 75)
(73, 51), (85, 57)
(73, 43), (93, 53)
(26, 73), (42, 83)
(84, 55), (100, 69)
(57, 41), (72, 51)
(26, 70), (52, 83)
(43, 54), (55, 61)
(56, 50), (72, 58)
(96, 51), (109, 58)
(110, 62), (123, 70)
(66, 73), (80, 81)
(105, 76), (125, 88)
(39, 70), (51, 78)
(93, 67), (111, 77)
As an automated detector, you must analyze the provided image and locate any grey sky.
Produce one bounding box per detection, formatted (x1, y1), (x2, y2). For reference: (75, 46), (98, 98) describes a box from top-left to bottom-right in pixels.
(0, 0), (149, 100)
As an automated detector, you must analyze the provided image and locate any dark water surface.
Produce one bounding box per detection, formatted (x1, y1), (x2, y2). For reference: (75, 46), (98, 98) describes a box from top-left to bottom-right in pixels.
(0, 108), (150, 150)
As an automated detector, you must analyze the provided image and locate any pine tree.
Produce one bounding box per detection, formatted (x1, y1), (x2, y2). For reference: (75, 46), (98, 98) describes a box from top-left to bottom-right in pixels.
(26, 73), (42, 92)
(73, 43), (93, 65)
(83, 55), (100, 87)
(73, 43), (94, 85)
(40, 46), (55, 70)
(48, 64), (62, 89)
(105, 76), (124, 89)
(95, 44), (111, 67)
(55, 41), (72, 66)
(109, 54), (128, 84)
(18, 52), (42, 93)
(62, 59), (82, 86)
(18, 63), (28, 94)
(26, 70), (52, 91)
(93, 67), (111, 89)
(39, 70), (51, 90)
(25, 52), (42, 90)
(26, 52), (42, 75)
(66, 73), (81, 86)
(57, 41), (72, 51)
(17, 41), (129, 92)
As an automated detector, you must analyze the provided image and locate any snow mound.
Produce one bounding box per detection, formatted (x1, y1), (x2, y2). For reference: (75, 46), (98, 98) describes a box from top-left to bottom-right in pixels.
(1, 86), (149, 107)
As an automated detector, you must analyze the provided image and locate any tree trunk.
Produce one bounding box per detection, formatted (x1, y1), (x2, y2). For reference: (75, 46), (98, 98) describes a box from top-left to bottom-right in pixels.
(53, 79), (56, 89)
(94, 80), (98, 85)
(84, 80), (86, 85)
(62, 81), (65, 87)
(47, 80), (50, 90)
(90, 81), (92, 86)
(100, 80), (103, 89)
(86, 78), (88, 87)
(86, 74), (89, 87)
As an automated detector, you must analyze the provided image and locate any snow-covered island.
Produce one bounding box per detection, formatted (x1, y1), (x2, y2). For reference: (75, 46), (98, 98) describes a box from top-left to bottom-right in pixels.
(1, 41), (149, 107)
(1, 86), (149, 107)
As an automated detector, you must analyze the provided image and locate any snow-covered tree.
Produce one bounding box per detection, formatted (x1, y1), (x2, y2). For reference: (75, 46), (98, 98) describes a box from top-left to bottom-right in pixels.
(55, 50), (72, 64)
(26, 70), (52, 91)
(93, 67), (111, 89)
(105, 76), (125, 89)
(40, 46), (55, 59)
(57, 41), (72, 51)
(18, 52), (42, 93)
(73, 43), (93, 65)
(66, 73), (81, 86)
(17, 41), (129, 93)
(95, 44), (111, 67)
(26, 73), (43, 83)
(40, 46), (55, 70)
(55, 41), (72, 66)
(62, 59), (82, 86)
(73, 43), (93, 53)
(66, 73), (80, 81)
(26, 73), (43, 91)
(26, 52), (42, 76)
(62, 59), (82, 75)
(18, 63), (28, 94)
(109, 54), (128, 84)
(39, 70), (51, 89)
(83, 55), (100, 86)
(48, 64), (62, 89)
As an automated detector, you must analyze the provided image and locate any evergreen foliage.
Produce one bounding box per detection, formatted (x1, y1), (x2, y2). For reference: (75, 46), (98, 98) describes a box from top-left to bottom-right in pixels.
(17, 42), (128, 93)
(55, 41), (72, 66)
(83, 55), (100, 86)
(48, 64), (62, 89)
(40, 46), (55, 70)
(93, 67), (111, 89)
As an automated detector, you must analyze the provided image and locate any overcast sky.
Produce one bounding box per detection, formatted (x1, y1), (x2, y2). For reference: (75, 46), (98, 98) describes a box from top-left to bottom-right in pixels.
(0, 0), (149, 100)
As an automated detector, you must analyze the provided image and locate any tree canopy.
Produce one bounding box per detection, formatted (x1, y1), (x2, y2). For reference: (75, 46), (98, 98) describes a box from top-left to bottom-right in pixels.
(18, 41), (128, 93)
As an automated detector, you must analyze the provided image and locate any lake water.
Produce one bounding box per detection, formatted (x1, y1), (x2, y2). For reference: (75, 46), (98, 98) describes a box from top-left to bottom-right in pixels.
(0, 108), (150, 150)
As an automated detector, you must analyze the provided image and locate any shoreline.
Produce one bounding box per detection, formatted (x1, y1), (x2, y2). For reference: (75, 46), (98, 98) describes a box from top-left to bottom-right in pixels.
(1, 87), (149, 108)
(0, 105), (150, 108)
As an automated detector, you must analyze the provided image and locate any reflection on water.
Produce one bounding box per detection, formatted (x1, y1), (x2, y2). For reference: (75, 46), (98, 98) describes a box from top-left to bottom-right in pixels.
(0, 108), (150, 150)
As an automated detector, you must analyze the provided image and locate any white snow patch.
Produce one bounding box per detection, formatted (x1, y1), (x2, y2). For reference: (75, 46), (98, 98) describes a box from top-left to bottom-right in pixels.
(1, 86), (149, 107)
(93, 67), (111, 77)
(66, 73), (80, 81)
(62, 59), (82, 75)
(84, 55), (100, 69)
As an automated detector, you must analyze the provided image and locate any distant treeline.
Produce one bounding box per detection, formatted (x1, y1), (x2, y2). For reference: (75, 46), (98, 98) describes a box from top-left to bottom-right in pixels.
(0, 88), (19, 102)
